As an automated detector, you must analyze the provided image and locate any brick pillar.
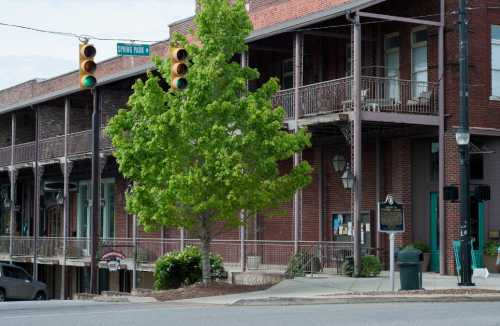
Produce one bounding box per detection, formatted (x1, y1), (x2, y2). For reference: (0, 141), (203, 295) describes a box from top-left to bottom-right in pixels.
(391, 138), (412, 248)
(444, 130), (460, 274)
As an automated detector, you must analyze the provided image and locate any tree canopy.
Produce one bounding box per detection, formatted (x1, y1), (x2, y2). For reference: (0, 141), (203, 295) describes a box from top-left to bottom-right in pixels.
(106, 0), (312, 282)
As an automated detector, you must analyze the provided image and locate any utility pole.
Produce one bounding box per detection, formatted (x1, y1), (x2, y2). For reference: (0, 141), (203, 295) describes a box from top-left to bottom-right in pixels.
(457, 0), (474, 286)
(90, 87), (101, 293)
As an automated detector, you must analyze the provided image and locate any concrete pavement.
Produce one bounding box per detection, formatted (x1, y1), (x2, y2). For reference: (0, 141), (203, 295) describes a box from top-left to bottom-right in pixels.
(2, 300), (500, 326)
(172, 272), (500, 305)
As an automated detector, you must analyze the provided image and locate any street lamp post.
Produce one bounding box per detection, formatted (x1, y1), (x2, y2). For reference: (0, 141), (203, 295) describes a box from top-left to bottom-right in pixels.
(457, 0), (474, 286)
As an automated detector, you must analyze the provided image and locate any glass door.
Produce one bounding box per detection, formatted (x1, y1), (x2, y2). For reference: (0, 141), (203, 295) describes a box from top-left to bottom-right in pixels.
(385, 33), (400, 103)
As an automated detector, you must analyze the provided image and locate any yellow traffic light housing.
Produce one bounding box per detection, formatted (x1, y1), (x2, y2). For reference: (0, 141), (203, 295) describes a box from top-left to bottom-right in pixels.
(79, 43), (97, 89)
(170, 47), (188, 90)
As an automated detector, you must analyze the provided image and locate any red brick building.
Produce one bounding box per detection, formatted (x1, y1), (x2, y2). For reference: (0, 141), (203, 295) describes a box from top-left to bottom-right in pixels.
(1, 0), (500, 298)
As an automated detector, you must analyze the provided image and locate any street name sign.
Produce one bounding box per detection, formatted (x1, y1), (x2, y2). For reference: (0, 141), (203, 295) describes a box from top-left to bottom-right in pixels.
(117, 43), (151, 57)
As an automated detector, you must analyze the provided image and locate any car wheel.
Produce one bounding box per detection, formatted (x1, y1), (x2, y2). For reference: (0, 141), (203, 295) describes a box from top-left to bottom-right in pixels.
(0, 289), (5, 302)
(34, 292), (46, 301)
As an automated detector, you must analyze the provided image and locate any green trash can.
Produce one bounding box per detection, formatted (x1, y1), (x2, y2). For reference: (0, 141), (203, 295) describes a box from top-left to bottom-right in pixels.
(398, 248), (423, 290)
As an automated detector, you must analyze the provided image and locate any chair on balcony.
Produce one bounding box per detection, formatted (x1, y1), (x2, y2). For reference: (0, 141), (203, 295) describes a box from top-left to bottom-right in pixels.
(407, 90), (433, 111)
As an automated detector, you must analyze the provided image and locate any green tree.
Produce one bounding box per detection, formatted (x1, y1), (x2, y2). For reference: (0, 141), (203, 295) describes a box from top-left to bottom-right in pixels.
(106, 0), (312, 284)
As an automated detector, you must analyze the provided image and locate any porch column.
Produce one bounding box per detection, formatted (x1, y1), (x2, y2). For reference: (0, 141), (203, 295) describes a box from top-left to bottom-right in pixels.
(375, 132), (382, 258)
(90, 87), (101, 294)
(33, 105), (40, 281)
(180, 228), (185, 249)
(240, 51), (248, 271)
(61, 96), (71, 299)
(8, 112), (16, 264)
(352, 14), (363, 276)
(293, 32), (304, 253)
(438, 0), (446, 275)
(132, 213), (137, 290)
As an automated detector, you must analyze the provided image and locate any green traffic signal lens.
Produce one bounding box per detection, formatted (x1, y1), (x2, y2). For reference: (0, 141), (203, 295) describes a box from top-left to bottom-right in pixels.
(81, 75), (97, 89)
(175, 78), (188, 90)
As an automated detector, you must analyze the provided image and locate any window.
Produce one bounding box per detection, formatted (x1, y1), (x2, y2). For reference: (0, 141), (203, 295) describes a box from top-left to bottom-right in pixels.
(77, 179), (115, 240)
(411, 27), (428, 97)
(492, 25), (500, 97)
(385, 33), (400, 101)
(3, 266), (31, 281)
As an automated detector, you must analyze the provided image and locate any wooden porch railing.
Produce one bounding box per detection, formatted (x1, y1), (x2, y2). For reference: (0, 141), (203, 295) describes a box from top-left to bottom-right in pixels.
(0, 129), (114, 168)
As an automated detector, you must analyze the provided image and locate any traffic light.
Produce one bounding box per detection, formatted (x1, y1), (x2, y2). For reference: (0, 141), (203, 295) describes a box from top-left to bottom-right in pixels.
(170, 47), (188, 90)
(79, 42), (97, 89)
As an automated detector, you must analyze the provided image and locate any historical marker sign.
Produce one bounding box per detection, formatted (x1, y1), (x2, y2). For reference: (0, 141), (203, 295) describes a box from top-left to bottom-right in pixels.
(378, 195), (404, 233)
(117, 43), (151, 57)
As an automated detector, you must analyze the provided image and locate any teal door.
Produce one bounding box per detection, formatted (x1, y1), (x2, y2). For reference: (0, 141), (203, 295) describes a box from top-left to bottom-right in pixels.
(430, 192), (440, 272)
(471, 198), (485, 268)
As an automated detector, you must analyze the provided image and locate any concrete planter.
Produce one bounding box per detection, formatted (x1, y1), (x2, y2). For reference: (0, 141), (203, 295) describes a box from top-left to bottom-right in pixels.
(483, 254), (500, 273)
(247, 256), (262, 270)
(421, 252), (431, 272)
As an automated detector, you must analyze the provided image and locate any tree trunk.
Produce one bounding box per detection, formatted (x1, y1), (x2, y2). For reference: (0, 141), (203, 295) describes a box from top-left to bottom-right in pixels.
(200, 235), (211, 286)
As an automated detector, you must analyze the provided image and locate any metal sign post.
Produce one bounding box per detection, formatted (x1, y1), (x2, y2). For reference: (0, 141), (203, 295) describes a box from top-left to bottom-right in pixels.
(378, 194), (404, 292)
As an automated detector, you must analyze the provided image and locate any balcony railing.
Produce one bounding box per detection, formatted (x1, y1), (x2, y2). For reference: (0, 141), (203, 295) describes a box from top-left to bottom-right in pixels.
(0, 129), (113, 168)
(2, 236), (357, 273)
(272, 76), (439, 120)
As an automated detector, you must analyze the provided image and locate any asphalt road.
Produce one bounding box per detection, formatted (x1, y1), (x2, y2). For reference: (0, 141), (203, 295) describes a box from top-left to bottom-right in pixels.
(1, 300), (500, 326)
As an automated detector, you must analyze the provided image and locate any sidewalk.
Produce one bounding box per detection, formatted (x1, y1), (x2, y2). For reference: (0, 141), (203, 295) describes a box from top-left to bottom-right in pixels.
(173, 272), (500, 305)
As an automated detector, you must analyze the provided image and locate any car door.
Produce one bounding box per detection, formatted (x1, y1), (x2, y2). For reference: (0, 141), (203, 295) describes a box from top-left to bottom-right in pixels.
(1, 266), (25, 299)
(12, 267), (35, 299)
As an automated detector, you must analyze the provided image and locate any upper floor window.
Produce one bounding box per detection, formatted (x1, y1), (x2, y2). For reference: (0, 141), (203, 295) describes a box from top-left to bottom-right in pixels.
(492, 25), (500, 97)
(281, 58), (293, 89)
(411, 27), (428, 97)
(385, 33), (400, 101)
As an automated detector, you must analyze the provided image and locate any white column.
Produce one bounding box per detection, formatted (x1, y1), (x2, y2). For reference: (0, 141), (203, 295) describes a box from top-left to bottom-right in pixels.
(8, 112), (16, 264)
(293, 32), (303, 254)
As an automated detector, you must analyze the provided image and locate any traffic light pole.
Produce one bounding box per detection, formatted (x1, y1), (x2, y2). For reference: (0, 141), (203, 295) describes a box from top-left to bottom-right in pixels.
(458, 0), (474, 286)
(90, 87), (101, 294)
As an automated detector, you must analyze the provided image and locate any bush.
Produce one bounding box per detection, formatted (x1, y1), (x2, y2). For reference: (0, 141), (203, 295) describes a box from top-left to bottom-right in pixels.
(341, 255), (381, 278)
(404, 241), (430, 253)
(154, 246), (225, 290)
(285, 252), (321, 278)
(484, 240), (500, 257)
(360, 255), (382, 277)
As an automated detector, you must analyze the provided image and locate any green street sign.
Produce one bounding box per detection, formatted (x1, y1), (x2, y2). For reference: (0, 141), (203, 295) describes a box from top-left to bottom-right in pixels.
(117, 43), (151, 57)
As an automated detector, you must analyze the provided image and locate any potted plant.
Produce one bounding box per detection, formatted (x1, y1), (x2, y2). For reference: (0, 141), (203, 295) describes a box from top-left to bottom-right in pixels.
(404, 241), (431, 272)
(483, 240), (500, 273)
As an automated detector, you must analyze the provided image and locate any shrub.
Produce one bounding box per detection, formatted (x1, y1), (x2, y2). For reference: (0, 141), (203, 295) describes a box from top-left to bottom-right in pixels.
(360, 255), (382, 277)
(285, 252), (321, 278)
(154, 246), (225, 290)
(484, 240), (500, 257)
(341, 255), (381, 278)
(404, 241), (430, 253)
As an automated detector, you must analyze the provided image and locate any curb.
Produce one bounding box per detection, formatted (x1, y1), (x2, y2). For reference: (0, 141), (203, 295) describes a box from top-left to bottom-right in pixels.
(93, 296), (158, 303)
(232, 295), (500, 306)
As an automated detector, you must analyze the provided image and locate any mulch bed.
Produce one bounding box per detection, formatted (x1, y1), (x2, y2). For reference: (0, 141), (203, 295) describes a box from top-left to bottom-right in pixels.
(146, 282), (271, 301)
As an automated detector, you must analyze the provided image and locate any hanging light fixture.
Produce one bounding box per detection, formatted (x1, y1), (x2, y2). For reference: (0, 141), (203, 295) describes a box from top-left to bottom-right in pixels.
(56, 191), (64, 206)
(331, 154), (346, 172)
(341, 163), (354, 189)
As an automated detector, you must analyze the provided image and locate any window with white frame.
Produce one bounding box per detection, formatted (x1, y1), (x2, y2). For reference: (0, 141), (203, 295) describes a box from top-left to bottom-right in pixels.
(411, 27), (428, 97)
(77, 178), (115, 241)
(492, 25), (500, 97)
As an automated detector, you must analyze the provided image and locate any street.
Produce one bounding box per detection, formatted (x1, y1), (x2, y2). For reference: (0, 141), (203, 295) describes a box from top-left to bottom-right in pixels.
(1, 300), (500, 326)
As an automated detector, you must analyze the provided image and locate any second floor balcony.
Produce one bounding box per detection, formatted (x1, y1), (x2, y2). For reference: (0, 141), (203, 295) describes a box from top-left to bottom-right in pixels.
(272, 76), (438, 121)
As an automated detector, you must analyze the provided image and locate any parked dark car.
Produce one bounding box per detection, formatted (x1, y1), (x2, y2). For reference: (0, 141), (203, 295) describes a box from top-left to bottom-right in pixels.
(0, 263), (47, 301)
